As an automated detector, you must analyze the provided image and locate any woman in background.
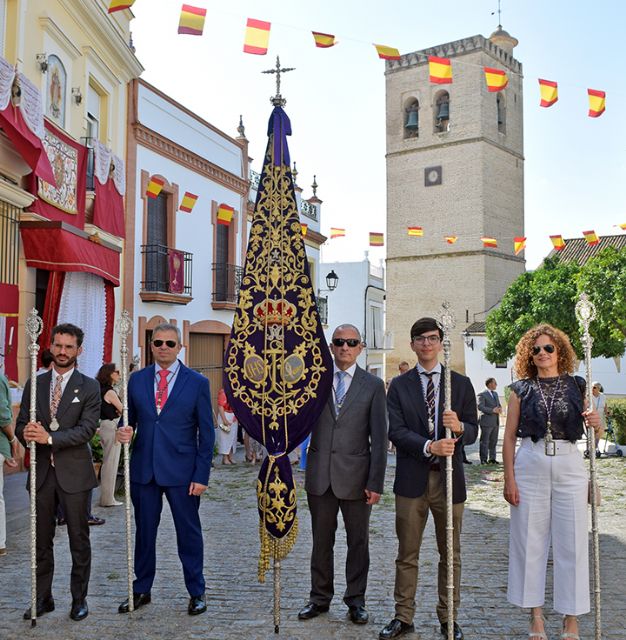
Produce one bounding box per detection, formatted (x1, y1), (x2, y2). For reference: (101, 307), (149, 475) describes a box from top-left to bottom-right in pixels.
(217, 388), (238, 465)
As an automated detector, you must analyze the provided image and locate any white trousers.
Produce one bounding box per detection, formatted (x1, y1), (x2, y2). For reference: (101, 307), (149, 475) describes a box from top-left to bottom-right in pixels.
(508, 438), (590, 615)
(217, 412), (238, 455)
(0, 453), (5, 548)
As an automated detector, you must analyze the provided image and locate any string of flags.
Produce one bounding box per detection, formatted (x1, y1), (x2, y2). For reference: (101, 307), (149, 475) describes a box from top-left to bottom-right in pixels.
(108, 2), (612, 117)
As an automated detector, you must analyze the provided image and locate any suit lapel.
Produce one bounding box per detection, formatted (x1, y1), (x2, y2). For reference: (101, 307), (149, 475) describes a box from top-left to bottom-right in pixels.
(336, 366), (364, 418)
(144, 365), (157, 416)
(56, 369), (83, 418)
(163, 363), (188, 412)
(407, 368), (429, 431)
(37, 370), (52, 425)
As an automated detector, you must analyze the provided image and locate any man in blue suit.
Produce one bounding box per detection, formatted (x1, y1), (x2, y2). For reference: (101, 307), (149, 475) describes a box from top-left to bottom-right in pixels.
(117, 323), (214, 616)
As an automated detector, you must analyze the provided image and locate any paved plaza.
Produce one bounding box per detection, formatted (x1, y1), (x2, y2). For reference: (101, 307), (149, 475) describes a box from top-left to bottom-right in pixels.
(1, 440), (625, 640)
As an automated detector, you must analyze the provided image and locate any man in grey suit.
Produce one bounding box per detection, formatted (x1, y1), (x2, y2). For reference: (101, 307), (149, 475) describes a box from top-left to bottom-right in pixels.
(298, 324), (388, 626)
(477, 378), (502, 464)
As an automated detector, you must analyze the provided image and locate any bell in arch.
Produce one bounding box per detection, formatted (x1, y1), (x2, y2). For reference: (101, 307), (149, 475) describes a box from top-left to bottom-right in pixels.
(405, 105), (419, 131)
(436, 99), (449, 121)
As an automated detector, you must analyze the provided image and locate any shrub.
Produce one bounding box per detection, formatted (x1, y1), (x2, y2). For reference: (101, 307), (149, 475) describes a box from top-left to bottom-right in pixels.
(90, 431), (103, 463)
(607, 399), (626, 445)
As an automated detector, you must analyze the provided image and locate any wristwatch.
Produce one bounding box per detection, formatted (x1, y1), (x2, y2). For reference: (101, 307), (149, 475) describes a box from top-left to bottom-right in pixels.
(47, 435), (52, 446)
(457, 422), (465, 435)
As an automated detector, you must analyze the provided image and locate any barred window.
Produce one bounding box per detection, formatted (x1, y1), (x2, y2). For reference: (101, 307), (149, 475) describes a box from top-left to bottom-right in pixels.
(0, 200), (19, 285)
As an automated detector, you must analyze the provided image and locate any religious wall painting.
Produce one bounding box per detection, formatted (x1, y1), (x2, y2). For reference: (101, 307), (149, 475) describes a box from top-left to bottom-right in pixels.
(46, 55), (66, 128)
(38, 128), (79, 214)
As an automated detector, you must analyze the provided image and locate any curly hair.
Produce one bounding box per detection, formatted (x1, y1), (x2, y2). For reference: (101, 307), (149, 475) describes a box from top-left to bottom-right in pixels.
(96, 362), (117, 386)
(513, 324), (576, 380)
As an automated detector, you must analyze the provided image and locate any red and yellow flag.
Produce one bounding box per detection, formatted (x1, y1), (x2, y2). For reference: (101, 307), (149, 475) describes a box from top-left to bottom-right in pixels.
(538, 79), (558, 108)
(312, 31), (336, 48)
(178, 4), (206, 36)
(146, 176), (165, 199)
(445, 235), (458, 244)
(330, 227), (345, 239)
(514, 236), (526, 255)
(179, 192), (198, 213)
(301, 223), (308, 237)
(428, 56), (452, 84)
(108, 0), (134, 13)
(484, 67), (508, 92)
(243, 18), (270, 55)
(407, 226), (423, 237)
(550, 235), (566, 251)
(374, 44), (400, 60)
(618, 223), (626, 231)
(481, 236), (498, 248)
(588, 89), (606, 118)
(369, 232), (384, 247)
(217, 203), (235, 225)
(583, 230), (599, 245)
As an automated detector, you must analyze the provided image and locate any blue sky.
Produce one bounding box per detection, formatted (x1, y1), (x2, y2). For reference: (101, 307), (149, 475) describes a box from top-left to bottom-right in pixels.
(131, 0), (626, 269)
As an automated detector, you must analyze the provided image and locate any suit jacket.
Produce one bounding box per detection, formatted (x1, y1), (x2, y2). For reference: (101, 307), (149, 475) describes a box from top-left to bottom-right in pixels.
(388, 367), (477, 503)
(478, 389), (501, 428)
(16, 369), (100, 493)
(127, 363), (215, 487)
(305, 366), (388, 500)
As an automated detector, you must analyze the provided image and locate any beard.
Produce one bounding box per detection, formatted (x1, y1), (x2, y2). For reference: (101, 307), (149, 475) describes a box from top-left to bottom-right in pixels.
(53, 353), (77, 370)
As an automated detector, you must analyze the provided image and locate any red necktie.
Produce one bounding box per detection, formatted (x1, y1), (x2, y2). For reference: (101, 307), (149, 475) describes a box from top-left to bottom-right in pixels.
(156, 369), (169, 411)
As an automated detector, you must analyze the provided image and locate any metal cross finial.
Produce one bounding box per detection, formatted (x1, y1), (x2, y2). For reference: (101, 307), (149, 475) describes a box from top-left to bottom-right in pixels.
(437, 300), (456, 335)
(491, 0), (502, 27)
(262, 56), (295, 107)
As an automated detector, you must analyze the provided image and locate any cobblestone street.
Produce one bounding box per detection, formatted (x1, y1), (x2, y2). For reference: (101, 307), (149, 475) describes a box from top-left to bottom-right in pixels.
(1, 440), (625, 640)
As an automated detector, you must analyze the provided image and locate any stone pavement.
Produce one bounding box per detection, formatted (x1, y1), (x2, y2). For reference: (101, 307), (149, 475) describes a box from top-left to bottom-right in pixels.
(1, 439), (625, 640)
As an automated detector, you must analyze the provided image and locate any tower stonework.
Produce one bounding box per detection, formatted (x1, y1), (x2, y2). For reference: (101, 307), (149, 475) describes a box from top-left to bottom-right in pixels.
(385, 32), (524, 374)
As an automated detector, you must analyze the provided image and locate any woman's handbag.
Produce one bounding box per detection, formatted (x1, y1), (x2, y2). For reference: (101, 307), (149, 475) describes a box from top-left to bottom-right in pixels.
(218, 421), (231, 434)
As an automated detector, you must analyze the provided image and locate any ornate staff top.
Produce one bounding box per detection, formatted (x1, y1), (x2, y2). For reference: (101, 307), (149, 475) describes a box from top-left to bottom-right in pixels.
(575, 292), (596, 328)
(262, 56), (295, 107)
(116, 309), (133, 343)
(437, 300), (457, 336)
(25, 308), (43, 345)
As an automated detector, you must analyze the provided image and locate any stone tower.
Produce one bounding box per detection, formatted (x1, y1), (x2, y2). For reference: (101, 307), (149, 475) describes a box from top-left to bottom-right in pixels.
(385, 28), (524, 373)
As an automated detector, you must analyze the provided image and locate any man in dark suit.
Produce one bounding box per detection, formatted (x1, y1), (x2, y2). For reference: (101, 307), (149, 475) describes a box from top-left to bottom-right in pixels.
(477, 378), (502, 464)
(117, 323), (214, 616)
(16, 323), (100, 622)
(298, 324), (387, 626)
(379, 317), (478, 640)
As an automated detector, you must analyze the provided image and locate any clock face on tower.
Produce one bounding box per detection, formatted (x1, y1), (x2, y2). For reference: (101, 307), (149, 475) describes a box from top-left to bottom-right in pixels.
(424, 165), (442, 186)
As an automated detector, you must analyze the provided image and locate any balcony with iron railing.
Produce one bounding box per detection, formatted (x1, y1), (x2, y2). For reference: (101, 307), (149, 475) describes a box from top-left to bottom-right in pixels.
(211, 263), (244, 309)
(140, 244), (193, 304)
(316, 295), (328, 325)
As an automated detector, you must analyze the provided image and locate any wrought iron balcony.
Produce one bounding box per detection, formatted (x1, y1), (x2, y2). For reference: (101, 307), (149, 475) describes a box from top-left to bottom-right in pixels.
(82, 136), (96, 191)
(212, 263), (243, 303)
(300, 200), (318, 221)
(141, 244), (192, 296)
(316, 295), (328, 325)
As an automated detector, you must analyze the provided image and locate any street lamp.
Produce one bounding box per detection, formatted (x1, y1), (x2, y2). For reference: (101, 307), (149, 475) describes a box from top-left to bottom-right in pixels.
(325, 270), (338, 291)
(462, 329), (474, 351)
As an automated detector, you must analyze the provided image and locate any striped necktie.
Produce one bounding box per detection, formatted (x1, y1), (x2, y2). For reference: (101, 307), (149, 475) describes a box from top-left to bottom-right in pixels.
(422, 371), (436, 437)
(335, 371), (347, 414)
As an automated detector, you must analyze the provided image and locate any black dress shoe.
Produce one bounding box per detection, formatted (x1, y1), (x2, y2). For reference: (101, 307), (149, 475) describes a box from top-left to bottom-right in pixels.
(463, 459), (472, 465)
(118, 592), (151, 613)
(70, 599), (88, 621)
(297, 602), (329, 620)
(379, 618), (415, 639)
(488, 459), (499, 465)
(348, 604), (369, 624)
(440, 621), (464, 640)
(23, 597), (55, 619)
(88, 516), (105, 526)
(188, 594), (207, 616)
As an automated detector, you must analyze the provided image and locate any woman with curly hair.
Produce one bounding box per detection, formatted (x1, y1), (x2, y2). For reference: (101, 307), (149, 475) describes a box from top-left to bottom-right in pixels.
(503, 324), (601, 640)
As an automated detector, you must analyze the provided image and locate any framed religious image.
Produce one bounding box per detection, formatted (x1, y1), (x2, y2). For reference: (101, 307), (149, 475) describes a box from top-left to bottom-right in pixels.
(46, 54), (66, 128)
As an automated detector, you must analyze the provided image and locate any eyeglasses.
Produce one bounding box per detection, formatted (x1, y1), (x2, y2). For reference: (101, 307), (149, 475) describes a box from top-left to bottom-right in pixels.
(153, 339), (177, 348)
(412, 335), (441, 345)
(332, 338), (361, 347)
(532, 344), (555, 355)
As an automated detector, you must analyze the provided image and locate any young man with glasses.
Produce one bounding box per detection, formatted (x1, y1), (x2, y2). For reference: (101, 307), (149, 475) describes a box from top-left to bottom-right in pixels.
(379, 317), (478, 640)
(298, 324), (388, 626)
(116, 323), (214, 616)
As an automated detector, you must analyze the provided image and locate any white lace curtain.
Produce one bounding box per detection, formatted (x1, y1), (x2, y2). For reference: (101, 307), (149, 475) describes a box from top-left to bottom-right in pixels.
(57, 272), (106, 378)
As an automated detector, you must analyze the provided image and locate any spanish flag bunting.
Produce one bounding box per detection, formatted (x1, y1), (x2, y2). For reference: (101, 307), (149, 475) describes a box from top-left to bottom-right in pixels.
(588, 89), (606, 117)
(301, 223), (308, 237)
(374, 44), (401, 61)
(618, 223), (626, 230)
(428, 56), (452, 84)
(407, 226), (424, 237)
(312, 31), (336, 48)
(179, 191), (198, 213)
(550, 235), (566, 251)
(481, 236), (498, 248)
(243, 18), (271, 55)
(513, 236), (526, 255)
(369, 232), (384, 247)
(538, 79), (558, 108)
(445, 235), (458, 244)
(178, 4), (206, 36)
(108, 0), (134, 13)
(146, 176), (165, 199)
(583, 230), (600, 245)
(330, 227), (345, 239)
(217, 203), (235, 225)
(484, 67), (508, 92)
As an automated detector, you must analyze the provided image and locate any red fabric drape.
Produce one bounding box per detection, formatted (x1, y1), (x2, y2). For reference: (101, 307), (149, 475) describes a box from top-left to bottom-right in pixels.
(0, 283), (19, 382)
(103, 281), (114, 364)
(94, 178), (125, 238)
(168, 249), (184, 293)
(38, 271), (65, 360)
(0, 105), (56, 185)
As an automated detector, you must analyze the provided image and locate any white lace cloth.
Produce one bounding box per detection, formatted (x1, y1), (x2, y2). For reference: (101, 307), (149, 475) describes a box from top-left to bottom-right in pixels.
(16, 72), (45, 140)
(0, 56), (15, 111)
(93, 139), (125, 195)
(57, 271), (106, 378)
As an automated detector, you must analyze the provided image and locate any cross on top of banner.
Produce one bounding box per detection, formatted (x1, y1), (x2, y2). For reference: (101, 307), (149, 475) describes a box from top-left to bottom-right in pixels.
(262, 55), (295, 106)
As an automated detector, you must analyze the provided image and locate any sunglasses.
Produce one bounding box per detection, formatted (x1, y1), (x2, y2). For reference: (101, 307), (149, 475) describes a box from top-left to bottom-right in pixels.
(332, 338), (361, 347)
(532, 344), (555, 355)
(153, 339), (177, 348)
